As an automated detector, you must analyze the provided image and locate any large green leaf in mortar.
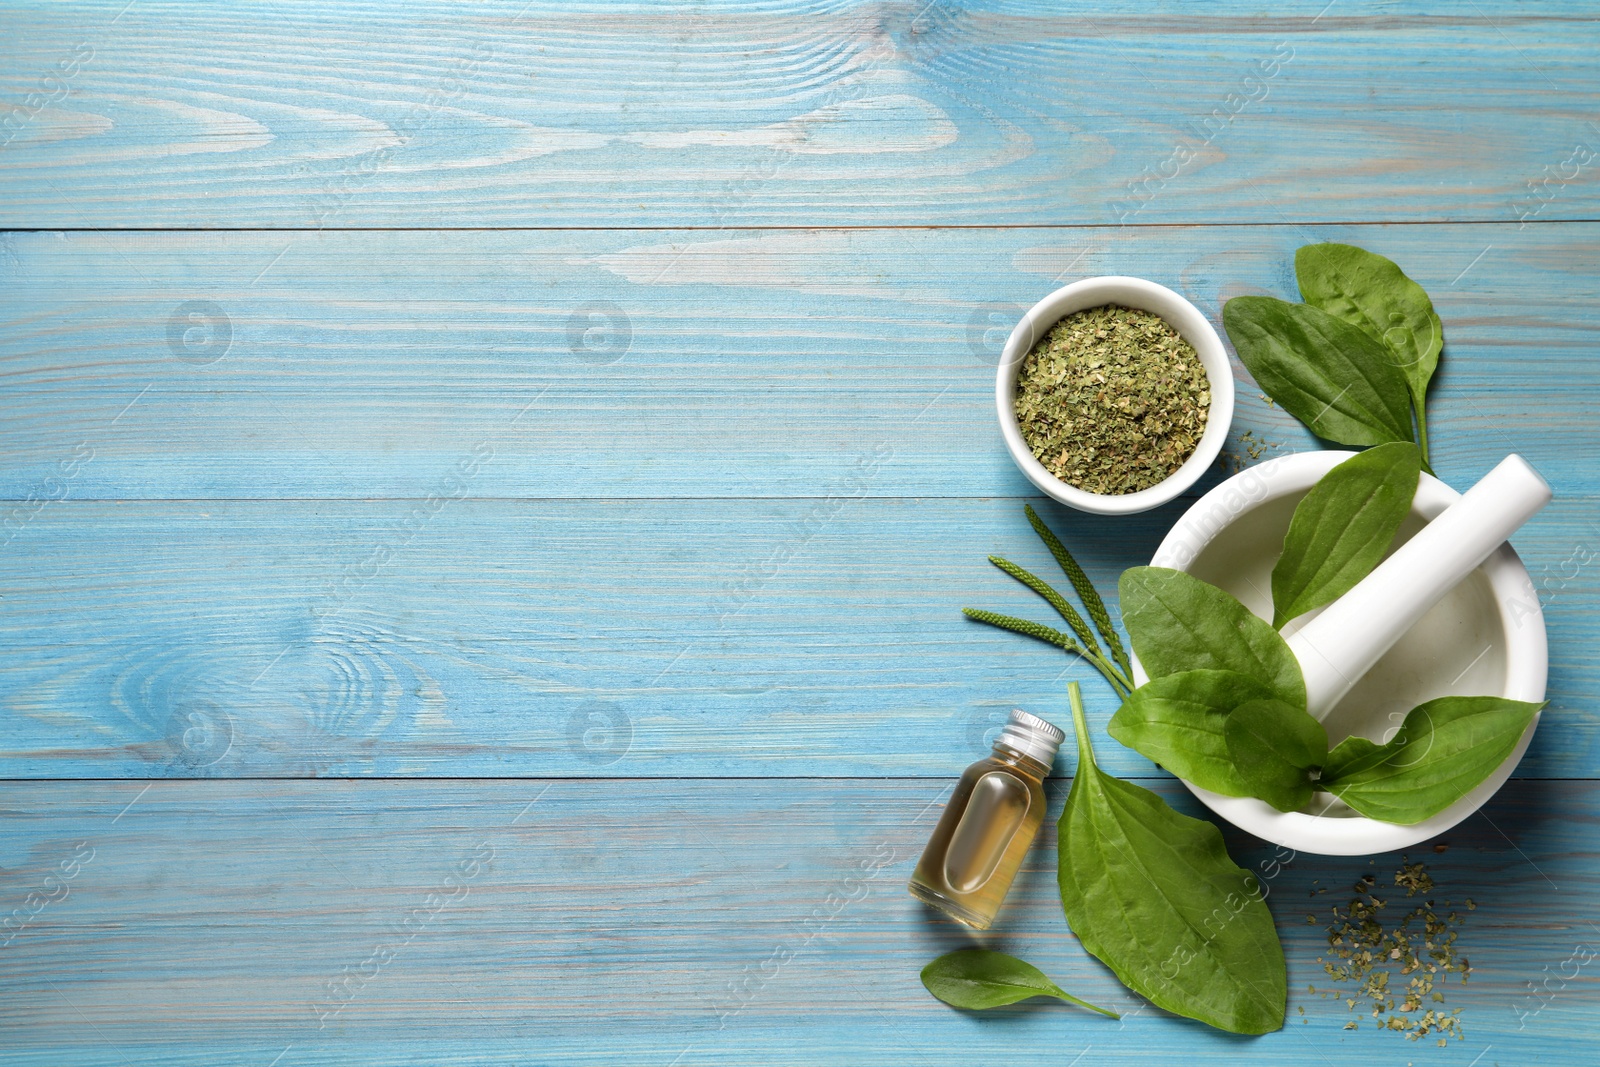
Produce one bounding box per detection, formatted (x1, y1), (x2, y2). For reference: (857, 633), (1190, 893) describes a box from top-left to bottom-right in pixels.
(1322, 696), (1543, 824)
(1108, 669), (1276, 796)
(1120, 567), (1305, 709)
(1223, 698), (1329, 813)
(1270, 442), (1421, 628)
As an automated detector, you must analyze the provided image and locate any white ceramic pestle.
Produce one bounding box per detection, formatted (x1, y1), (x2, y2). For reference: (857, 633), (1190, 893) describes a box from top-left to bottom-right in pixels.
(1286, 454), (1552, 721)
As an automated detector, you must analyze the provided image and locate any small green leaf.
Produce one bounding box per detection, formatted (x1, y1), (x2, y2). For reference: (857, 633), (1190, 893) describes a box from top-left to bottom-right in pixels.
(1322, 696), (1543, 824)
(1108, 670), (1277, 797)
(1119, 567), (1306, 710)
(1270, 442), (1422, 628)
(1222, 297), (1414, 448)
(920, 948), (1119, 1018)
(1059, 683), (1286, 1035)
(1295, 242), (1443, 444)
(1223, 698), (1329, 813)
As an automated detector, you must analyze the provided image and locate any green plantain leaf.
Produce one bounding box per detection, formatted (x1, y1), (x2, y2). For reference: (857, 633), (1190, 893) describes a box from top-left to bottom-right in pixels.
(1295, 242), (1443, 421)
(1223, 698), (1328, 813)
(1321, 696), (1543, 824)
(920, 948), (1119, 1018)
(1119, 567), (1306, 710)
(1059, 683), (1286, 1035)
(1320, 734), (1392, 782)
(1222, 297), (1414, 448)
(1108, 670), (1276, 797)
(1270, 442), (1421, 628)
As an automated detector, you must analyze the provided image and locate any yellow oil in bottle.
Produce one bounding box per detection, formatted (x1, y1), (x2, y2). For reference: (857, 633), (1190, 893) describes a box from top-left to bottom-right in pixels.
(908, 709), (1063, 930)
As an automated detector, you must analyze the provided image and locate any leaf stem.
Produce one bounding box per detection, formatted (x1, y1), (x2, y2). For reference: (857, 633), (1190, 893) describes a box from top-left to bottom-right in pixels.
(1051, 985), (1122, 1019)
(1414, 397), (1433, 474)
(1067, 680), (1096, 771)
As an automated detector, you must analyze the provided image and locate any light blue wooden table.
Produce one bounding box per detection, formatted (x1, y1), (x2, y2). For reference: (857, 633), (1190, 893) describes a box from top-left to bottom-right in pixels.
(3, 2), (1597, 1063)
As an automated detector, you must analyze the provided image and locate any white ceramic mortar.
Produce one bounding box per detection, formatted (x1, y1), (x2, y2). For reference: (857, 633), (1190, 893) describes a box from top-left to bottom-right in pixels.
(1137, 450), (1549, 856)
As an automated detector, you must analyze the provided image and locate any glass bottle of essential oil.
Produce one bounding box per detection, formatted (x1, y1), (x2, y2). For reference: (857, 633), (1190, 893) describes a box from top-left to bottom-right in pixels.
(908, 709), (1064, 930)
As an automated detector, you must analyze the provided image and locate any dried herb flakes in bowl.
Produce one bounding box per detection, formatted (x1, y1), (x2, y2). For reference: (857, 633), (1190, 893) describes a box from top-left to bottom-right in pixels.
(1014, 304), (1210, 496)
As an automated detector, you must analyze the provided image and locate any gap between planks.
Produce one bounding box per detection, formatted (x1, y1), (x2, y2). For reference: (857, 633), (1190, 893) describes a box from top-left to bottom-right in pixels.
(4, 219), (1600, 234)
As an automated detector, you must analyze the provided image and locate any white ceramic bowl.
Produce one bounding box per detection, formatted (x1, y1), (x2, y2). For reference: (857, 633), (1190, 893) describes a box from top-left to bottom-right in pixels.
(1139, 450), (1547, 856)
(996, 277), (1235, 515)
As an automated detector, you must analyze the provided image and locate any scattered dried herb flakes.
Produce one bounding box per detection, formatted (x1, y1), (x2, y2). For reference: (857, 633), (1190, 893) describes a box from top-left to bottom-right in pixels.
(1309, 860), (1471, 1047)
(1014, 305), (1210, 495)
(1223, 428), (1278, 473)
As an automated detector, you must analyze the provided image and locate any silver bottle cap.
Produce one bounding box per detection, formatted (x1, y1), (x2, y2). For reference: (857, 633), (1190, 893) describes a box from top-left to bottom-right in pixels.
(994, 708), (1065, 767)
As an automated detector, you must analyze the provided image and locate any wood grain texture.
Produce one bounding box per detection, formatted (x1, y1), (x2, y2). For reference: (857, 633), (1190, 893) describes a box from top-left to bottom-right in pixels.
(2, 224), (1597, 500)
(2, 2), (1599, 227)
(5, 0), (1600, 1059)
(1, 495), (1595, 779)
(0, 778), (1591, 1065)
(4, 223), (1596, 780)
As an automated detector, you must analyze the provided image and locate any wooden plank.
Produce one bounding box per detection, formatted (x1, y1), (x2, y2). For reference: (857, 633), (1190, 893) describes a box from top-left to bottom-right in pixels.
(0, 778), (1589, 1064)
(2, 223), (1598, 501)
(2, 2), (1598, 228)
(1, 495), (1593, 779)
